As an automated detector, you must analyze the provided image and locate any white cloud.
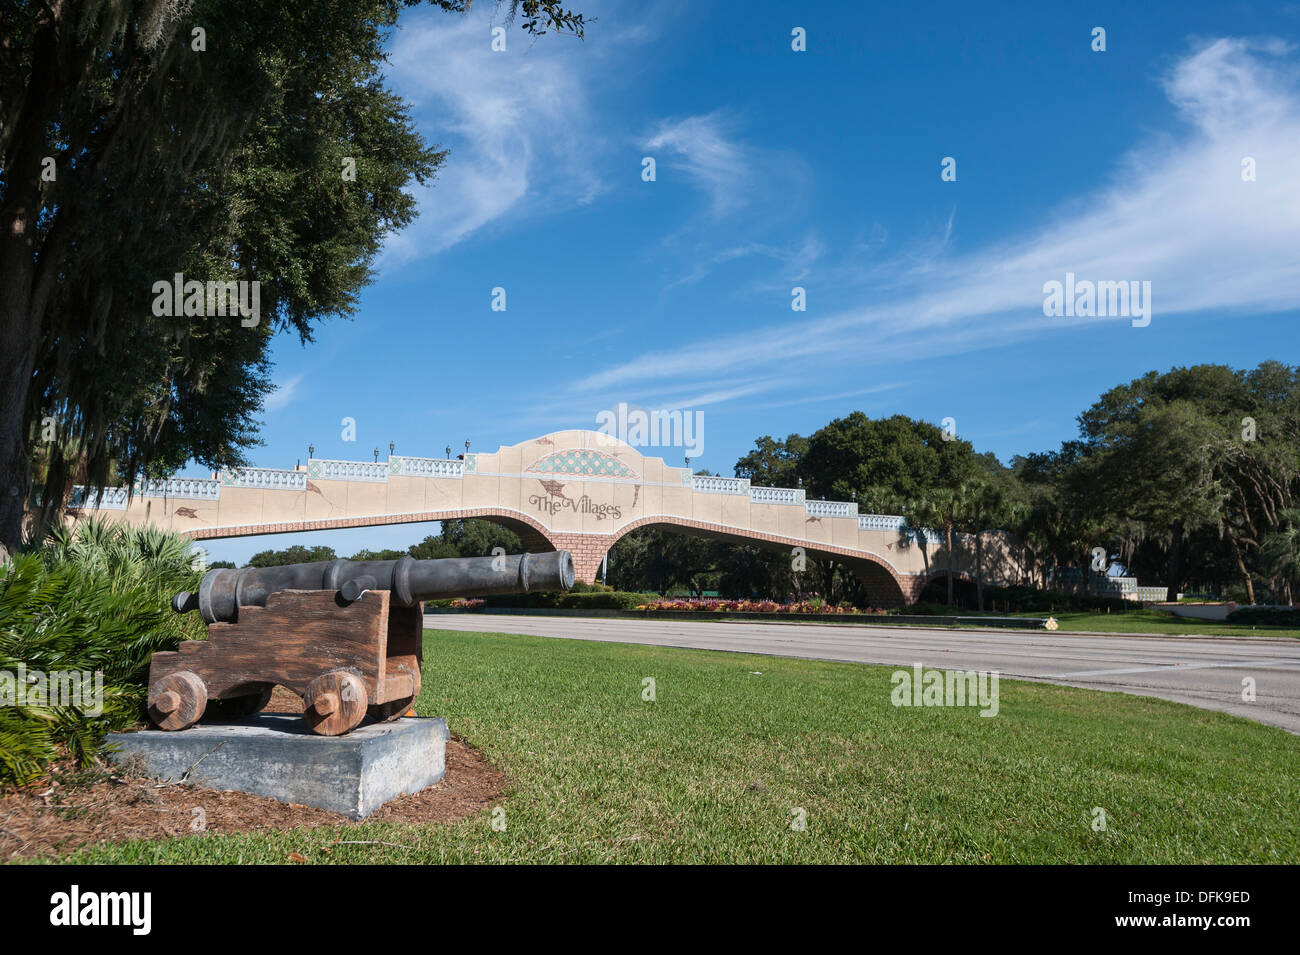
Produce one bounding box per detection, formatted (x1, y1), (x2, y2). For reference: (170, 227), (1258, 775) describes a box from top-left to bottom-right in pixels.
(578, 38), (1300, 396)
(663, 232), (827, 292)
(264, 373), (305, 413)
(381, 5), (612, 264)
(645, 112), (753, 217)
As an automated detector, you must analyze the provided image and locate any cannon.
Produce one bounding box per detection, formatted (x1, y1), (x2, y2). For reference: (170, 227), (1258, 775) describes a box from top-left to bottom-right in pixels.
(147, 551), (574, 735)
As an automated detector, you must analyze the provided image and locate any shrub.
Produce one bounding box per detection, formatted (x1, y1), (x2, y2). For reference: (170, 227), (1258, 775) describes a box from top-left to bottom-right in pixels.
(979, 586), (1129, 614)
(483, 590), (644, 610)
(896, 601), (960, 616)
(1226, 606), (1300, 627)
(0, 521), (204, 786)
(636, 598), (883, 615)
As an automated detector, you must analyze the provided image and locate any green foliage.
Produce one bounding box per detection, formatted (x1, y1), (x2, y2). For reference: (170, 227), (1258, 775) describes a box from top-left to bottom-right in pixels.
(246, 544), (338, 568)
(734, 434), (807, 487)
(407, 536), (461, 561)
(801, 413), (978, 511)
(1, 1), (591, 555)
(0, 521), (204, 786)
(980, 586), (1130, 614)
(1260, 509), (1300, 590)
(482, 590), (645, 610)
(1070, 363), (1300, 601)
(1226, 606), (1300, 627)
(347, 548), (407, 561)
(429, 520), (522, 558)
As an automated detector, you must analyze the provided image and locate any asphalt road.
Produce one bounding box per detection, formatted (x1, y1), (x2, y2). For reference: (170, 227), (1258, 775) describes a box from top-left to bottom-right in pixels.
(425, 613), (1300, 734)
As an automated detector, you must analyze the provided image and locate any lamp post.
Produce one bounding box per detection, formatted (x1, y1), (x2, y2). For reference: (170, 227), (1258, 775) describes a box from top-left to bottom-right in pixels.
(308, 444), (314, 460)
(389, 440), (395, 457)
(445, 445), (451, 459)
(372, 447), (379, 463)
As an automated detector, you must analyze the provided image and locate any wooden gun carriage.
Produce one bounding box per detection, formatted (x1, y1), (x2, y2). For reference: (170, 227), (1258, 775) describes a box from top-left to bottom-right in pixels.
(147, 551), (574, 736)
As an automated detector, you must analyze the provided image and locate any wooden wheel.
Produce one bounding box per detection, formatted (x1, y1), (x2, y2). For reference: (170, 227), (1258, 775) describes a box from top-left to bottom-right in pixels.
(366, 696), (416, 722)
(205, 685), (273, 720)
(148, 671), (208, 731)
(303, 670), (368, 736)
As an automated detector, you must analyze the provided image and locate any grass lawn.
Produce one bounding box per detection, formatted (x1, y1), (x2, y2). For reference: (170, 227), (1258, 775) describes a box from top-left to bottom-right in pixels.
(52, 628), (1299, 865)
(1007, 608), (1300, 639)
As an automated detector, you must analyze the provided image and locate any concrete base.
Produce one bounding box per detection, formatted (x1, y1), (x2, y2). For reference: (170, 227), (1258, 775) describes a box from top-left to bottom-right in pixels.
(104, 714), (449, 819)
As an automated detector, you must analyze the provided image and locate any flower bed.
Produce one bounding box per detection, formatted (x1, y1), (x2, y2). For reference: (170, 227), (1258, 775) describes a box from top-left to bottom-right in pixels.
(635, 598), (886, 615)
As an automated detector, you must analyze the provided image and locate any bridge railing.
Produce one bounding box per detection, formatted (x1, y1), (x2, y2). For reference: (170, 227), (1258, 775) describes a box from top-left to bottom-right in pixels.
(309, 459), (387, 483)
(390, 455), (464, 479)
(138, 478), (222, 500)
(858, 514), (906, 532)
(67, 486), (130, 510)
(691, 475), (750, 495)
(805, 499), (858, 519)
(748, 485), (805, 505)
(220, 467), (308, 490)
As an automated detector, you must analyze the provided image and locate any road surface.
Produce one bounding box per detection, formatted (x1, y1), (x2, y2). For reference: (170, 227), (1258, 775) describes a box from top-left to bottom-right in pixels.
(425, 613), (1300, 734)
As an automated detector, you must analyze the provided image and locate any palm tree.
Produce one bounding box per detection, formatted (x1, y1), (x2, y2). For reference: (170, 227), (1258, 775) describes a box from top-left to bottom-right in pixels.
(965, 480), (1008, 611)
(913, 483), (976, 607)
(1260, 509), (1300, 606)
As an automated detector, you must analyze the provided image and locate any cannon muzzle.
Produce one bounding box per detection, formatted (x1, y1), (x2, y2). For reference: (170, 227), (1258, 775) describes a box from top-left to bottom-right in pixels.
(176, 551), (575, 624)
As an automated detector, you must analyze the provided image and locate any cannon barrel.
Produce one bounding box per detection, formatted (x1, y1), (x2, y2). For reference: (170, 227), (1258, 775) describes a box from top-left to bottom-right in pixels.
(172, 551), (575, 624)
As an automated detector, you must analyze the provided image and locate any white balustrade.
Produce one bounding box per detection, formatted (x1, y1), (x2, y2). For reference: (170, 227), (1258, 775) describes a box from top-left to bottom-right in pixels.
(749, 486), (805, 505)
(858, 514), (907, 532)
(691, 475), (751, 495)
(138, 478), (221, 500)
(312, 459), (387, 483)
(805, 499), (858, 519)
(390, 455), (464, 479)
(228, 467), (308, 490)
(66, 486), (129, 510)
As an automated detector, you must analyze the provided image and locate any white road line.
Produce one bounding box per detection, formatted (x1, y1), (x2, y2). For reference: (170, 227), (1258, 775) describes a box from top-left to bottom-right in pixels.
(1048, 659), (1297, 679)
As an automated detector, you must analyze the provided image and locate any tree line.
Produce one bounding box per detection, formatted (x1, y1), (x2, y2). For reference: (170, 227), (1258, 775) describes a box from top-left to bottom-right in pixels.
(608, 362), (1300, 608)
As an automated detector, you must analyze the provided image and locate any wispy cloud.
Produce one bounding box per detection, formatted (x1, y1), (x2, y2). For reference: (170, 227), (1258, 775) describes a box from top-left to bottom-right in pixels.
(663, 232), (826, 292)
(381, 4), (623, 264)
(579, 38), (1300, 396)
(645, 111), (753, 217)
(264, 373), (305, 413)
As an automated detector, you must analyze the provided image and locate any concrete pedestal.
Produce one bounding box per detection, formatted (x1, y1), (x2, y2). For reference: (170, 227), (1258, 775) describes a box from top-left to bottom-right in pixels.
(104, 714), (449, 819)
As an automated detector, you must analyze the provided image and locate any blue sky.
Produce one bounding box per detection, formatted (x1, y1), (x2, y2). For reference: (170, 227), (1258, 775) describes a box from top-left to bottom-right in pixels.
(199, 0), (1300, 563)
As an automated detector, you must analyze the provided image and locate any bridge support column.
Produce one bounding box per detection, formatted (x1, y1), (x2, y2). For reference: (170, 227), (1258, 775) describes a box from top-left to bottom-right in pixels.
(848, 561), (925, 609)
(898, 576), (926, 606)
(544, 532), (615, 585)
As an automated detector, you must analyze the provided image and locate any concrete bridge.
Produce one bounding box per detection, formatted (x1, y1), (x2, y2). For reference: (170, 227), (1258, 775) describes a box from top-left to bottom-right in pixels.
(66, 430), (1028, 606)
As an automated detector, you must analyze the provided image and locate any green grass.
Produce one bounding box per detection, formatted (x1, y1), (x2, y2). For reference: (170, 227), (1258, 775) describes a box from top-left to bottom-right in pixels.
(43, 628), (1300, 864)
(1018, 609), (1300, 639)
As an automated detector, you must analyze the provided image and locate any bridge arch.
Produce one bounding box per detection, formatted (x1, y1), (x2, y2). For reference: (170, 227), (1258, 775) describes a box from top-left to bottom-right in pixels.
(549, 514), (911, 608)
